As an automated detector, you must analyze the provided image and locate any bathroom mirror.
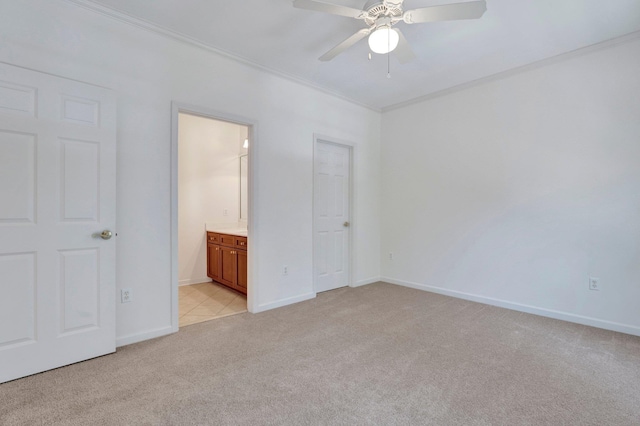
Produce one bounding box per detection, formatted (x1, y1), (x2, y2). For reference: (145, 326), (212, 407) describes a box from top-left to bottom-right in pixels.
(240, 154), (248, 221)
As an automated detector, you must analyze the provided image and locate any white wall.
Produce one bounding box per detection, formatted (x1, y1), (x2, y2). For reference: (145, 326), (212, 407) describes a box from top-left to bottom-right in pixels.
(178, 113), (246, 286)
(381, 37), (640, 335)
(1, 0), (381, 345)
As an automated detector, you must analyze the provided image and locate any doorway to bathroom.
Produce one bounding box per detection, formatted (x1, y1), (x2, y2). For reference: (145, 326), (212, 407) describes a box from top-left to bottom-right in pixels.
(170, 104), (256, 329)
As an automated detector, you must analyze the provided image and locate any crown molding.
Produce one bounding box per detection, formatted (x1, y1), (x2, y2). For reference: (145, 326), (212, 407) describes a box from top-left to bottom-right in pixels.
(59, 1), (640, 115)
(382, 29), (640, 112)
(62, 0), (381, 113)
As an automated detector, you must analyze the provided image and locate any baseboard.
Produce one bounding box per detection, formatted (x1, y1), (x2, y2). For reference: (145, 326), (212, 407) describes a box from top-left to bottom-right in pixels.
(116, 326), (175, 348)
(382, 277), (640, 337)
(255, 292), (316, 313)
(179, 277), (210, 286)
(352, 276), (381, 287)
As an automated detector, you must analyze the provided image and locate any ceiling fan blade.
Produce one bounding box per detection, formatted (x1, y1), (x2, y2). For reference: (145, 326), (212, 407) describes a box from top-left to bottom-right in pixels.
(293, 0), (364, 19)
(403, 0), (486, 24)
(319, 28), (370, 61)
(393, 28), (416, 64)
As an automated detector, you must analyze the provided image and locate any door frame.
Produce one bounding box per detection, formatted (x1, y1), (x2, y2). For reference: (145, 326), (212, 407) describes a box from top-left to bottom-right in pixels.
(170, 102), (259, 331)
(312, 134), (357, 294)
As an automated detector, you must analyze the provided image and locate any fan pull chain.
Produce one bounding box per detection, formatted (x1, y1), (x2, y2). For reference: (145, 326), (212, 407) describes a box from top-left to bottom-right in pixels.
(387, 30), (391, 78)
(387, 52), (391, 78)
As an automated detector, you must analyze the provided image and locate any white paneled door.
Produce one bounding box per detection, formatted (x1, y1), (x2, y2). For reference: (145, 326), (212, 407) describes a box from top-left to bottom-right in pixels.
(314, 140), (351, 293)
(0, 63), (116, 383)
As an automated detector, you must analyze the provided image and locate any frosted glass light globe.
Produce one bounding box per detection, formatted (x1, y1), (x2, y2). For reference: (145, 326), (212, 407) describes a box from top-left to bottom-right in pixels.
(368, 27), (399, 54)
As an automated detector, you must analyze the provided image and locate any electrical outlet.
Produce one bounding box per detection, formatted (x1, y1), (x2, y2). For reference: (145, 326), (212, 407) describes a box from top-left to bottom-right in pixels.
(283, 265), (288, 276)
(389, 252), (393, 260)
(121, 288), (133, 303)
(589, 277), (600, 291)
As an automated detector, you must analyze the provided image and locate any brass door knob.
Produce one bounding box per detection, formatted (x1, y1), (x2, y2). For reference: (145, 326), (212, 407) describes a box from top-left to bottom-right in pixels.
(343, 222), (350, 227)
(98, 230), (112, 240)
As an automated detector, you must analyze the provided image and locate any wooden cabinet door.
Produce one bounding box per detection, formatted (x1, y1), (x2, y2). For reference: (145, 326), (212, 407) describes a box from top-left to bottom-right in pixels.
(236, 250), (248, 292)
(206, 233), (247, 295)
(219, 246), (237, 287)
(207, 244), (220, 280)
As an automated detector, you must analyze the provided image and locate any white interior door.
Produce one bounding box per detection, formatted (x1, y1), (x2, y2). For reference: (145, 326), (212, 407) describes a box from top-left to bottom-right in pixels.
(314, 140), (351, 293)
(0, 63), (116, 383)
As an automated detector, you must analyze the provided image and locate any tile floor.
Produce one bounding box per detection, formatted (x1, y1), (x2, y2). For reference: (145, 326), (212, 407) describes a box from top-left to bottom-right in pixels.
(179, 282), (247, 327)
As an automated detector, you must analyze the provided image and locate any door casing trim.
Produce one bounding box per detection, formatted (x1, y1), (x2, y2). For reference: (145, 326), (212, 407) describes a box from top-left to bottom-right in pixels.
(170, 102), (259, 332)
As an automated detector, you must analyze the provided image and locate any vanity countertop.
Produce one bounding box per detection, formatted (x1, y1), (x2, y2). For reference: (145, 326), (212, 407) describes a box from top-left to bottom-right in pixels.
(206, 227), (247, 237)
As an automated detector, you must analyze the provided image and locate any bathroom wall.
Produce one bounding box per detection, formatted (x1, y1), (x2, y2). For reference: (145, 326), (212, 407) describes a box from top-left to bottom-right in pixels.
(178, 113), (247, 286)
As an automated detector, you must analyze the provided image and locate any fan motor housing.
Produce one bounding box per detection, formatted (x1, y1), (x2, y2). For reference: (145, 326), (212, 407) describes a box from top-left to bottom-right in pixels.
(363, 0), (403, 26)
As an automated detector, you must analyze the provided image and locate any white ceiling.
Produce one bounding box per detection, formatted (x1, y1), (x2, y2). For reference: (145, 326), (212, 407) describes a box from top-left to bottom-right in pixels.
(75, 0), (640, 110)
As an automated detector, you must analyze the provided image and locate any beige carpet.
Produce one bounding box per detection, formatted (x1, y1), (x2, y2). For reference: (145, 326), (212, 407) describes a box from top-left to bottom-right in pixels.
(1, 282), (639, 425)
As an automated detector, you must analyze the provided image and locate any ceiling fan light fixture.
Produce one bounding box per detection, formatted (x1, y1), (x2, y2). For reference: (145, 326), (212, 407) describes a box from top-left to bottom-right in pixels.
(368, 26), (399, 54)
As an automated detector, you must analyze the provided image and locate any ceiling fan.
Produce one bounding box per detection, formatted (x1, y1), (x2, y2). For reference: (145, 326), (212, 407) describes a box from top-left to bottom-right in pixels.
(293, 0), (487, 63)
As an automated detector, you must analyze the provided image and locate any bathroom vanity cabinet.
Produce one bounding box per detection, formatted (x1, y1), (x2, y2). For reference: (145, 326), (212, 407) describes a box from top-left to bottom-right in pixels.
(207, 231), (247, 294)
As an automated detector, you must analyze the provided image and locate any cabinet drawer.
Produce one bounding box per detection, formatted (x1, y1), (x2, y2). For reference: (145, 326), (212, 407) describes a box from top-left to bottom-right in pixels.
(235, 237), (247, 249)
(219, 233), (236, 247)
(207, 232), (220, 243)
